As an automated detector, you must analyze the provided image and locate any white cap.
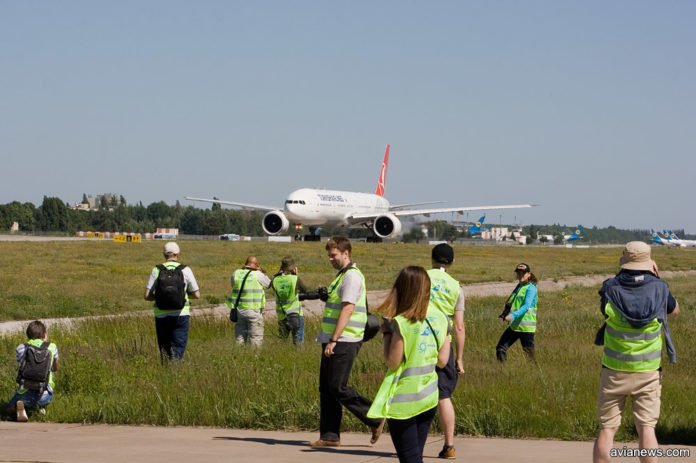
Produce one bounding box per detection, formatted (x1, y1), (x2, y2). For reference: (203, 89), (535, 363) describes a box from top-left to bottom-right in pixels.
(163, 242), (180, 256)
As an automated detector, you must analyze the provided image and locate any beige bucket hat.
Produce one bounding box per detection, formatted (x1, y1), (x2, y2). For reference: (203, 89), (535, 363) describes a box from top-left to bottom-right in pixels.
(619, 241), (653, 271)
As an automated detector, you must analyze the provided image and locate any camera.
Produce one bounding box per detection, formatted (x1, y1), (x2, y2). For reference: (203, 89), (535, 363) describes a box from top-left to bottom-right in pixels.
(299, 286), (329, 302)
(498, 301), (512, 320)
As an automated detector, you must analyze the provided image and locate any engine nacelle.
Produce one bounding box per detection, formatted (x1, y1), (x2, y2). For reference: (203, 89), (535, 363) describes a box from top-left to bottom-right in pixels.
(262, 211), (290, 235)
(373, 213), (402, 239)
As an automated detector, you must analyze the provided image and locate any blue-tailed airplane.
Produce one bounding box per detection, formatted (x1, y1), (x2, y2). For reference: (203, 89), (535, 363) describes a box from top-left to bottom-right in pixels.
(564, 226), (583, 242)
(668, 230), (696, 247)
(469, 215), (486, 235)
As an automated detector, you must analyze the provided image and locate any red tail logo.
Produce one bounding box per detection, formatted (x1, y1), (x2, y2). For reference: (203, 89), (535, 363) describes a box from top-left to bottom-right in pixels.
(375, 144), (390, 197)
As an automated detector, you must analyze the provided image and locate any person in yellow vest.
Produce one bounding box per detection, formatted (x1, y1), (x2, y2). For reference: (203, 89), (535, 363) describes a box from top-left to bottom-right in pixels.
(369, 266), (450, 463)
(495, 263), (538, 363)
(310, 236), (385, 448)
(272, 256), (307, 345)
(427, 243), (465, 459)
(592, 242), (679, 463)
(144, 242), (200, 361)
(226, 255), (271, 347)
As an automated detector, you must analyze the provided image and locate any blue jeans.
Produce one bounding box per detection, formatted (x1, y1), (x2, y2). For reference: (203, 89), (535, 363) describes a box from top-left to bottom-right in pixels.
(387, 407), (437, 463)
(8, 389), (53, 409)
(155, 315), (190, 361)
(278, 314), (304, 345)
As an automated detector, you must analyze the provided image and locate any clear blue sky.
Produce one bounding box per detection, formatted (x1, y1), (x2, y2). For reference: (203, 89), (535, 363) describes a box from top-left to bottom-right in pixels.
(2, 1), (694, 232)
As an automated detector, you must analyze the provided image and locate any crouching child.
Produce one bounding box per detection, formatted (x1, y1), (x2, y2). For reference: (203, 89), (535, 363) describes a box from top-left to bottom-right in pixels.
(7, 320), (59, 422)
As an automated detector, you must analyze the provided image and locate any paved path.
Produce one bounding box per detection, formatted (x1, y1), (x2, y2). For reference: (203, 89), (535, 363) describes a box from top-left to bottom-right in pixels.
(2, 271), (694, 336)
(2, 422), (694, 463)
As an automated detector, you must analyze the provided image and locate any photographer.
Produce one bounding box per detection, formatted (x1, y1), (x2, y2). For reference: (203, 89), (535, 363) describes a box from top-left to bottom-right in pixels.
(272, 256), (308, 345)
(495, 263), (538, 363)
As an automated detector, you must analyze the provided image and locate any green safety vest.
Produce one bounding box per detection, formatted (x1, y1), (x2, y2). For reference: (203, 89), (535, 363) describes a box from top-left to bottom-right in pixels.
(367, 309), (447, 420)
(153, 261), (191, 317)
(427, 268), (460, 321)
(508, 283), (537, 333)
(17, 338), (58, 393)
(320, 265), (367, 340)
(226, 269), (265, 310)
(602, 303), (663, 372)
(272, 274), (303, 320)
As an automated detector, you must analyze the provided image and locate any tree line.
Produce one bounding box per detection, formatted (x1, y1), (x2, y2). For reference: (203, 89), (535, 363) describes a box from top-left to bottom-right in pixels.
(0, 197), (690, 243)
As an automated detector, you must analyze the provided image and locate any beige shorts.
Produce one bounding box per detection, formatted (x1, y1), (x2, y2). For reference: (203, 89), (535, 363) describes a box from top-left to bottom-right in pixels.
(597, 368), (662, 428)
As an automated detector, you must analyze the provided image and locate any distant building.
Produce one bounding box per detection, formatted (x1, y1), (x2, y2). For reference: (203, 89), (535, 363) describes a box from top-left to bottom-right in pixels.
(72, 193), (121, 211)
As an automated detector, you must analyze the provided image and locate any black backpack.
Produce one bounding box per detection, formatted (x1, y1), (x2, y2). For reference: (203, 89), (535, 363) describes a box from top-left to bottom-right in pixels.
(17, 341), (52, 393)
(155, 264), (187, 310)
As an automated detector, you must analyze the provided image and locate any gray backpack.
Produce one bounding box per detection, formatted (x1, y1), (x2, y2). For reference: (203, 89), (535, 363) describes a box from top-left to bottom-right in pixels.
(17, 341), (52, 393)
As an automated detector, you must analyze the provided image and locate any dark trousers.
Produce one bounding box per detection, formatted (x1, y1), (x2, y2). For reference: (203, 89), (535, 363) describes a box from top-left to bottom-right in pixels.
(388, 407), (437, 463)
(155, 315), (190, 362)
(319, 342), (381, 441)
(495, 327), (535, 362)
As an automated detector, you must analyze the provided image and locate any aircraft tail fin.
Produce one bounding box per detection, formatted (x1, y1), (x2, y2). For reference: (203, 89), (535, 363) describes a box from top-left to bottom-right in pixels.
(651, 229), (664, 245)
(375, 144), (390, 197)
(469, 215), (486, 235)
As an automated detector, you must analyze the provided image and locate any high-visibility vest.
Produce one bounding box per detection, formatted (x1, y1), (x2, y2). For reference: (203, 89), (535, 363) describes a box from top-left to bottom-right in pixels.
(367, 309), (447, 419)
(508, 283), (537, 333)
(273, 274), (302, 320)
(17, 338), (58, 393)
(602, 303), (662, 372)
(153, 261), (191, 317)
(427, 268), (460, 321)
(320, 266), (367, 340)
(226, 270), (265, 310)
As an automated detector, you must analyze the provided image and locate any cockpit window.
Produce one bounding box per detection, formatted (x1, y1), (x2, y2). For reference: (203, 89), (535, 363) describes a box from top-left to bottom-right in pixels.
(285, 200), (306, 205)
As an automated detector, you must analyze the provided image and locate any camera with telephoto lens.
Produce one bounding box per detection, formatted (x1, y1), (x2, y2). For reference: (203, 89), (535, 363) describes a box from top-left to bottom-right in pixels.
(299, 286), (329, 302)
(498, 301), (512, 320)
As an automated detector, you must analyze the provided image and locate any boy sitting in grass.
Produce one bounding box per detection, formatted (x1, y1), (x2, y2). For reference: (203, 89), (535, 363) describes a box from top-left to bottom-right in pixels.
(6, 320), (59, 422)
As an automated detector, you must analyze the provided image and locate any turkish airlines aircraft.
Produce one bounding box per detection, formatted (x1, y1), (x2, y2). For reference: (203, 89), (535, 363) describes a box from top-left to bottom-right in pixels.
(186, 145), (535, 239)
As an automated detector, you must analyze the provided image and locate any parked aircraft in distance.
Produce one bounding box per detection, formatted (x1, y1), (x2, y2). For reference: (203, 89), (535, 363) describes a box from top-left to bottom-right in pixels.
(469, 215), (486, 235)
(563, 226), (583, 242)
(186, 145), (536, 240)
(654, 229), (696, 247)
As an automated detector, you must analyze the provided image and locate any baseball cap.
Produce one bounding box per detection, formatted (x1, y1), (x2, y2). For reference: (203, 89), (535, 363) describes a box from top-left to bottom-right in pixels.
(432, 243), (454, 265)
(619, 241), (653, 271)
(280, 256), (296, 272)
(515, 263), (531, 273)
(163, 242), (180, 256)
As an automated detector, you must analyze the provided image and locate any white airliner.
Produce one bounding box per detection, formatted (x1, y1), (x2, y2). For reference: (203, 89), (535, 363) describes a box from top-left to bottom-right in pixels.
(186, 145), (535, 240)
(655, 229), (696, 248)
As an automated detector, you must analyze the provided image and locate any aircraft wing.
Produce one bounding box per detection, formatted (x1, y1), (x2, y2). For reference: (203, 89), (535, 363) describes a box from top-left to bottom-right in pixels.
(185, 197), (278, 212)
(389, 201), (444, 211)
(349, 204), (536, 221)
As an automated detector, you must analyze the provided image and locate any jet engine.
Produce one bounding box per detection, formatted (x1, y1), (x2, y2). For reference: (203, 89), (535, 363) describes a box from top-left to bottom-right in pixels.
(262, 211), (290, 235)
(373, 213), (402, 239)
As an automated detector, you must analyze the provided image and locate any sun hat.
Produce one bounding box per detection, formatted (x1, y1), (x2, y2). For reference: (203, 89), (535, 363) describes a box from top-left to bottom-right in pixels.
(432, 243), (454, 265)
(619, 241), (653, 271)
(163, 242), (180, 256)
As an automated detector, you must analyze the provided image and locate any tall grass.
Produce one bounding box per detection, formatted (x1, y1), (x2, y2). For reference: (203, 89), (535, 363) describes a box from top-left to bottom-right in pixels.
(1, 240), (694, 320)
(1, 277), (693, 443)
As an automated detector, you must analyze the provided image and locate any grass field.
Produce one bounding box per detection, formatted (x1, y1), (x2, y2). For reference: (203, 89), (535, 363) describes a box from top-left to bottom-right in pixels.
(1, 240), (695, 321)
(0, 241), (694, 443)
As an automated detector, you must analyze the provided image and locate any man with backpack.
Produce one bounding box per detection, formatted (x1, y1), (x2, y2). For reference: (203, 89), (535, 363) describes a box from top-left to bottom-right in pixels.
(7, 320), (59, 422)
(144, 242), (200, 361)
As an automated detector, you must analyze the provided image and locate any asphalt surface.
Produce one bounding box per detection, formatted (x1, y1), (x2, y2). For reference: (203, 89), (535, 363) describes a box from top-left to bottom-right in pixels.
(5, 422), (694, 463)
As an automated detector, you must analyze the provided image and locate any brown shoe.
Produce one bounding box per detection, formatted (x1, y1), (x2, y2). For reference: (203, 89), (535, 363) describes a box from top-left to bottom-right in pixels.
(369, 419), (385, 444)
(438, 445), (456, 459)
(309, 439), (340, 447)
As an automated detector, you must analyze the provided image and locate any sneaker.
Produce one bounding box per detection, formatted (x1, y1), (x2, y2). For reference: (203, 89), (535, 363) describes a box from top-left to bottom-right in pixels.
(16, 401), (28, 423)
(309, 439), (340, 447)
(438, 445), (456, 459)
(369, 419), (385, 444)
